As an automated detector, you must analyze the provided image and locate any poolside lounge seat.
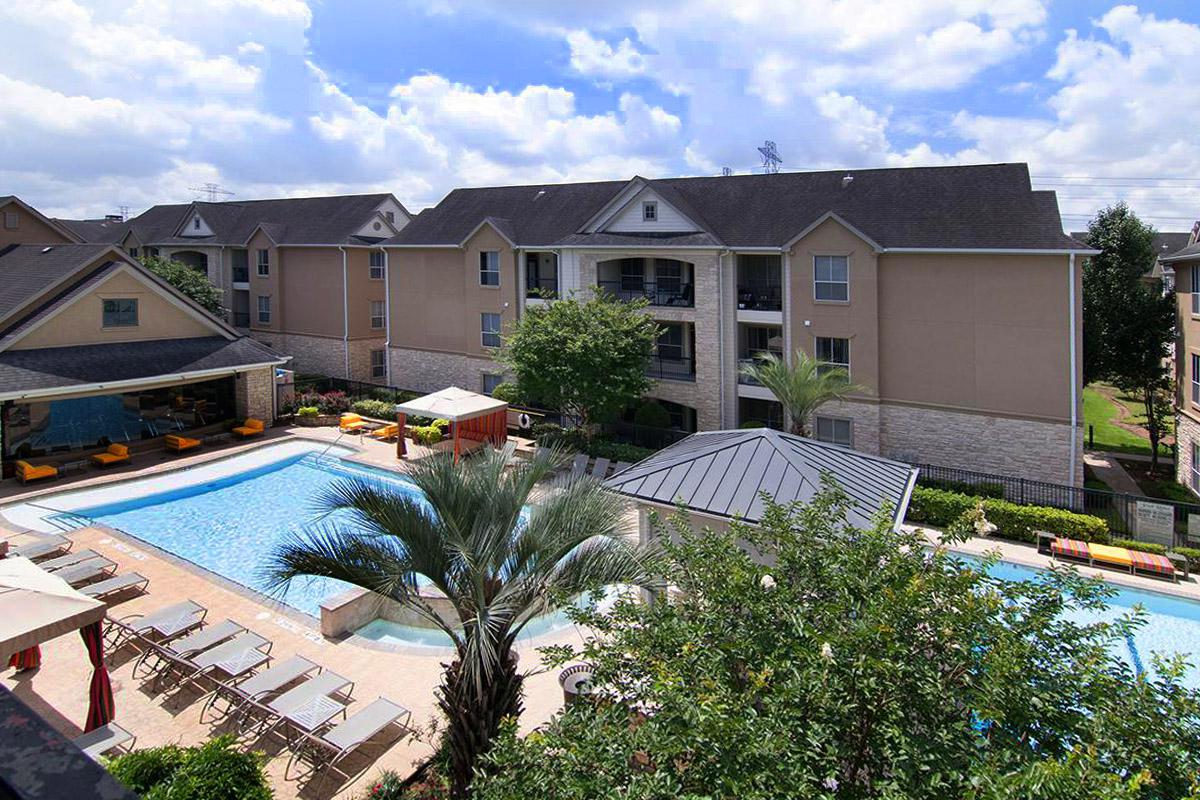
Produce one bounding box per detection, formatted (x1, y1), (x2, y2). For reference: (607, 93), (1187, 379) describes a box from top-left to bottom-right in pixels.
(1050, 537), (1091, 564)
(339, 413), (369, 433)
(161, 631), (273, 690)
(9, 534), (72, 561)
(72, 722), (135, 760)
(290, 697), (411, 784)
(52, 556), (116, 587)
(612, 461), (633, 476)
(165, 434), (203, 453)
(1129, 549), (1178, 582)
(81, 572), (150, 600)
(569, 453), (589, 480)
(135, 618), (247, 680)
(14, 460), (57, 484)
(90, 443), (130, 468)
(242, 669), (355, 738)
(369, 423), (399, 441)
(1088, 543), (1134, 573)
(38, 549), (104, 572)
(203, 654), (321, 720)
(107, 600), (208, 650)
(233, 418), (265, 439)
(589, 457), (611, 480)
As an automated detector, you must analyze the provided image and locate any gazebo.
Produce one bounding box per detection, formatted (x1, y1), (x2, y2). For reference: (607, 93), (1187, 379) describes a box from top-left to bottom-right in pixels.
(0, 557), (115, 732)
(393, 386), (509, 462)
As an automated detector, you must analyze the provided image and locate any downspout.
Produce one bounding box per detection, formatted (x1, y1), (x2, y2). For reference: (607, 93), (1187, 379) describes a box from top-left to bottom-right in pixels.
(383, 248), (391, 386)
(717, 250), (726, 429)
(1068, 252), (1078, 485)
(340, 246), (350, 379)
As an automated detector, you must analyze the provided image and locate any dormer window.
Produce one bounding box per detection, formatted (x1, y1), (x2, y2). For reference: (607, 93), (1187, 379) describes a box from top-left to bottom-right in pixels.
(385, 211), (395, 224)
(193, 217), (201, 230)
(642, 201), (657, 222)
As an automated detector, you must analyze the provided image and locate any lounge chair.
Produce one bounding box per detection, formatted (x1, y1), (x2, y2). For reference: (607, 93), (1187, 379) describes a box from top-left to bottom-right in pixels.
(339, 413), (369, 433)
(589, 457), (611, 480)
(204, 654), (320, 720)
(1088, 542), (1134, 573)
(38, 549), (105, 572)
(72, 722), (135, 760)
(1050, 537), (1091, 565)
(164, 631), (273, 690)
(134, 619), (246, 680)
(10, 534), (72, 561)
(107, 600), (208, 650)
(52, 556), (116, 586)
(569, 453), (589, 480)
(369, 423), (399, 441)
(232, 418), (265, 439)
(14, 459), (57, 484)
(242, 670), (355, 738)
(81, 572), (150, 600)
(611, 461), (633, 477)
(165, 434), (203, 453)
(290, 698), (411, 785)
(90, 443), (130, 468)
(1129, 549), (1178, 582)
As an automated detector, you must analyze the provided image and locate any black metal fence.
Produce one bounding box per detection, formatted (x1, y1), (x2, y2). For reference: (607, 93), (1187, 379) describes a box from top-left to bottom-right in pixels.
(916, 462), (1200, 547)
(602, 421), (691, 451)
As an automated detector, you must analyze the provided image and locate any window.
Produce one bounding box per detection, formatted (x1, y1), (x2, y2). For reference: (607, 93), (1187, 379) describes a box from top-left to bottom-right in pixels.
(128, 247), (139, 258)
(3, 211), (18, 230)
(657, 323), (685, 361)
(480, 251), (500, 286)
(231, 249), (248, 282)
(147, 247), (159, 258)
(814, 416), (853, 447)
(1192, 265), (1199, 316)
(642, 201), (658, 222)
(814, 255), (849, 301)
(370, 349), (386, 379)
(655, 259), (682, 294)
(482, 373), (504, 395)
(815, 336), (850, 375)
(746, 325), (782, 359)
(256, 249), (270, 277)
(1193, 443), (1200, 491)
(370, 300), (385, 329)
(102, 298), (138, 327)
(1193, 354), (1200, 405)
(369, 251), (385, 280)
(385, 211), (395, 224)
(481, 312), (501, 348)
(257, 295), (271, 324)
(620, 258), (645, 291)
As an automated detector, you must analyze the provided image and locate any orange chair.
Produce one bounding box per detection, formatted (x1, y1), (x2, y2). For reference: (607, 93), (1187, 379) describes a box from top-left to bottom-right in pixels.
(165, 434), (203, 453)
(232, 418), (265, 439)
(369, 423), (399, 441)
(90, 444), (130, 468)
(15, 460), (58, 484)
(339, 413), (369, 433)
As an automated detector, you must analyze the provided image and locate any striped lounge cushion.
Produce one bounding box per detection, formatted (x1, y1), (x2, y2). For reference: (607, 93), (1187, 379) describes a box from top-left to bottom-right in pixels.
(1129, 549), (1175, 577)
(1051, 538), (1090, 559)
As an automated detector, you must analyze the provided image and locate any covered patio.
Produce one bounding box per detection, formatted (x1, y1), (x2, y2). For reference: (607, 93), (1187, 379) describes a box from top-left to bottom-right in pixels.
(393, 386), (508, 462)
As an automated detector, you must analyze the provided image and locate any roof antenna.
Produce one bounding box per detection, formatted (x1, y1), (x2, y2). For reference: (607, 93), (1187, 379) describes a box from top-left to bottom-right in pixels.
(188, 183), (235, 202)
(757, 140), (781, 174)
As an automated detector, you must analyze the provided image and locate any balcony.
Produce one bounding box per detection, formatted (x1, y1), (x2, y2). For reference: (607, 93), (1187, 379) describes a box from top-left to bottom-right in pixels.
(647, 354), (695, 381)
(232, 266), (250, 284)
(737, 254), (783, 314)
(526, 275), (559, 299)
(737, 281), (782, 312)
(598, 280), (694, 307)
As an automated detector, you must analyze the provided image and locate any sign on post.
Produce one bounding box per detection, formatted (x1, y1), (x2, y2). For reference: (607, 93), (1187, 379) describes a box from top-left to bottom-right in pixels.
(1135, 501), (1175, 547)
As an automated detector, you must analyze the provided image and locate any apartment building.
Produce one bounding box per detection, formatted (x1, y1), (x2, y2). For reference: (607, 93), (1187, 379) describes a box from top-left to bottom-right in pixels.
(384, 163), (1091, 485)
(1166, 232), (1200, 494)
(65, 194), (410, 383)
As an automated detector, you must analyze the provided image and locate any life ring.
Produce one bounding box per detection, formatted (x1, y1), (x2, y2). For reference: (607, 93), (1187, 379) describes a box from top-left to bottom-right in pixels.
(517, 413), (532, 429)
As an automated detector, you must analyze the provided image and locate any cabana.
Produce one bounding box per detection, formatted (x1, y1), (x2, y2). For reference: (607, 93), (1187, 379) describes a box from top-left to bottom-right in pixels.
(0, 557), (114, 732)
(393, 386), (508, 462)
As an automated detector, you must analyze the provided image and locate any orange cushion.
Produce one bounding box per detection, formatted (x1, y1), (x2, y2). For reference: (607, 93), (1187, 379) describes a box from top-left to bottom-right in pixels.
(109, 444), (129, 457)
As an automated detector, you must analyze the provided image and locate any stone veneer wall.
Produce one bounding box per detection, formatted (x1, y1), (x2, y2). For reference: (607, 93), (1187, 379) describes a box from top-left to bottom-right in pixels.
(250, 331), (346, 380)
(348, 338), (388, 385)
(388, 346), (504, 394)
(235, 367), (275, 421)
(1175, 412), (1200, 496)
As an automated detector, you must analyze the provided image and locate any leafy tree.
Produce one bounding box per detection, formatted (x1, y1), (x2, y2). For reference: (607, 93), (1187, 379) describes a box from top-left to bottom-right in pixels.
(474, 483), (1200, 800)
(1109, 288), (1176, 471)
(139, 254), (224, 316)
(265, 445), (660, 799)
(739, 351), (863, 436)
(498, 292), (660, 431)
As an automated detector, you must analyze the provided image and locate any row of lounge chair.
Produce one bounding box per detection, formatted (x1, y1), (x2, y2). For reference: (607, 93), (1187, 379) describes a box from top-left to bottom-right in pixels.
(6, 532), (150, 600)
(569, 454), (632, 482)
(1050, 536), (1178, 582)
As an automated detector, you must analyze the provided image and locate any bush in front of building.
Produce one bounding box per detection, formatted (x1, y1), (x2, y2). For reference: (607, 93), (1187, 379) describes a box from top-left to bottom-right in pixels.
(531, 422), (655, 464)
(107, 736), (272, 800)
(351, 399), (395, 420)
(296, 406), (319, 418)
(917, 476), (1006, 499)
(906, 486), (1109, 544)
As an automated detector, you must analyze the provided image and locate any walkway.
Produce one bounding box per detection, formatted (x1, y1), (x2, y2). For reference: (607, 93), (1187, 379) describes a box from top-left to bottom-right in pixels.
(1083, 451), (1143, 496)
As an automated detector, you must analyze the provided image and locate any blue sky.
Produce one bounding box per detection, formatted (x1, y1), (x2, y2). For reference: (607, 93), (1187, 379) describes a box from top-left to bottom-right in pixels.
(2, 1), (1198, 231)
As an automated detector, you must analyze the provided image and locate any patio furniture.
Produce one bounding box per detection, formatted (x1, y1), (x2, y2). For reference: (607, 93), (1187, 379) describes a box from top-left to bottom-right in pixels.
(1129, 549), (1178, 582)
(569, 453), (589, 480)
(589, 457), (611, 480)
(14, 460), (57, 484)
(243, 670), (354, 739)
(1050, 537), (1090, 564)
(10, 534), (72, 561)
(393, 387), (508, 462)
(611, 461), (633, 477)
(72, 721), (136, 760)
(165, 631), (273, 690)
(134, 618), (246, 681)
(369, 423), (399, 441)
(107, 600), (207, 650)
(203, 654), (320, 720)
(90, 444), (130, 468)
(1088, 542), (1134, 573)
(53, 557), (117, 587)
(339, 413), (369, 434)
(1167, 551), (1190, 580)
(165, 434), (202, 453)
(233, 418), (265, 439)
(289, 697), (411, 785)
(80, 572), (149, 601)
(38, 549), (105, 572)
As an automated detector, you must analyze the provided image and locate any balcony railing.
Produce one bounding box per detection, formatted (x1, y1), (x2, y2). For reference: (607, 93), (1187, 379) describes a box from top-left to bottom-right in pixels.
(231, 311), (250, 327)
(737, 354), (781, 384)
(232, 267), (250, 283)
(647, 354), (695, 381)
(737, 282), (782, 311)
(526, 276), (559, 299)
(598, 280), (694, 307)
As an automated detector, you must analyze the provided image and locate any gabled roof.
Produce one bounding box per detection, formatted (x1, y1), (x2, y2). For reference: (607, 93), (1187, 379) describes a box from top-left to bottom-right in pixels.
(0, 196), (84, 243)
(387, 164), (1085, 251)
(0, 244), (118, 324)
(52, 217), (128, 242)
(1070, 230), (1193, 272)
(1163, 242), (1200, 264)
(604, 428), (919, 530)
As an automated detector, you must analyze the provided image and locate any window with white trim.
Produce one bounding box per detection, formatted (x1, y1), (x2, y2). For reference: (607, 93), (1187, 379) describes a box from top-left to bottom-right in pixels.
(1192, 442), (1200, 491)
(192, 217), (201, 231)
(369, 251), (385, 280)
(1192, 265), (1199, 316)
(482, 373), (504, 395)
(370, 300), (385, 329)
(480, 251), (500, 286)
(370, 349), (386, 379)
(481, 312), (501, 348)
(256, 249), (270, 277)
(642, 201), (658, 222)
(814, 255), (849, 301)
(128, 247), (139, 258)
(3, 211), (18, 230)
(257, 295), (271, 324)
(815, 336), (850, 375)
(1193, 353), (1200, 405)
(385, 211), (395, 224)
(814, 416), (853, 447)
(102, 298), (138, 327)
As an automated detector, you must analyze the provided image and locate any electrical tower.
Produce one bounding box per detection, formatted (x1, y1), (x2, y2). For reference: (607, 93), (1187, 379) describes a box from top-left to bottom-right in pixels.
(118, 205), (130, 221)
(188, 183), (235, 202)
(757, 140), (781, 174)
(721, 166), (732, 176)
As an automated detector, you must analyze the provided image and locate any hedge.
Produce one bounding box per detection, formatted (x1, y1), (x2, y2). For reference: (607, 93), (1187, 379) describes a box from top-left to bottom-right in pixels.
(917, 476), (1005, 499)
(906, 486), (1109, 544)
(532, 422), (656, 464)
(107, 736), (272, 800)
(351, 399), (394, 420)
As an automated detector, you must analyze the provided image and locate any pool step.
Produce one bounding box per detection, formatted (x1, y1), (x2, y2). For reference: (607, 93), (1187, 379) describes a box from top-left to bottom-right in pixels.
(43, 512), (94, 532)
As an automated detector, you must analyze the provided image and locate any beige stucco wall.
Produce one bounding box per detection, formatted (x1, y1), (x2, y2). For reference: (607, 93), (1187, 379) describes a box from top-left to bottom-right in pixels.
(0, 207), (75, 246)
(10, 268), (215, 350)
(1174, 257), (1200, 496)
(248, 231), (281, 334)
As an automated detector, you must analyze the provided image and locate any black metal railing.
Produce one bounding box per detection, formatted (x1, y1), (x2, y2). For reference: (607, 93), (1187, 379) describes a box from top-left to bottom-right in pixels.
(231, 311), (250, 327)
(737, 353), (780, 384)
(647, 355), (695, 381)
(598, 280), (694, 307)
(737, 282), (783, 311)
(916, 462), (1200, 546)
(232, 267), (249, 283)
(602, 421), (692, 450)
(526, 276), (559, 298)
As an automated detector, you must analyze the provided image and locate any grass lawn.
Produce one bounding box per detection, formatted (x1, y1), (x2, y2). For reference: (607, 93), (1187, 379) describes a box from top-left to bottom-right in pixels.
(1083, 384), (1172, 457)
(1116, 458), (1195, 504)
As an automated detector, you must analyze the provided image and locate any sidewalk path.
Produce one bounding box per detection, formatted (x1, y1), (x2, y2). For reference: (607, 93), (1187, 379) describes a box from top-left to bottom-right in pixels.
(1083, 451), (1144, 496)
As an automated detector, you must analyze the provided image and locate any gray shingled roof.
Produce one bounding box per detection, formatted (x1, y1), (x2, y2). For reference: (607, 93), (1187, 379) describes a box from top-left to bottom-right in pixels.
(53, 217), (128, 243)
(1163, 242), (1200, 263)
(1071, 230), (1193, 275)
(604, 428), (919, 529)
(388, 163), (1082, 251)
(0, 244), (117, 323)
(0, 337), (287, 398)
(71, 194), (402, 247)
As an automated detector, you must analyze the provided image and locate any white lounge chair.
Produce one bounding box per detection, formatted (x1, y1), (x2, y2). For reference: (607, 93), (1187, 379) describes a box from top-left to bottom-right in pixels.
(611, 461), (633, 477)
(54, 556), (117, 587)
(168, 631), (273, 690)
(290, 698), (411, 787)
(81, 572), (149, 600)
(569, 453), (589, 480)
(134, 619), (245, 680)
(107, 600), (207, 650)
(72, 722), (135, 760)
(10, 534), (71, 560)
(203, 654), (321, 721)
(37, 549), (104, 572)
(589, 457), (611, 479)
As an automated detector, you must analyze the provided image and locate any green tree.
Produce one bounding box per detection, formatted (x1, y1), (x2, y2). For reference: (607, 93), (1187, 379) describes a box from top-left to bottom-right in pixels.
(739, 351), (863, 436)
(474, 484), (1200, 800)
(139, 254), (224, 316)
(498, 292), (660, 431)
(265, 445), (660, 799)
(1109, 288), (1176, 471)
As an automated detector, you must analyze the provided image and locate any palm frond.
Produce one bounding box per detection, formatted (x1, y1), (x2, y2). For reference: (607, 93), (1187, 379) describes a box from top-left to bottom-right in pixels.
(739, 350), (864, 434)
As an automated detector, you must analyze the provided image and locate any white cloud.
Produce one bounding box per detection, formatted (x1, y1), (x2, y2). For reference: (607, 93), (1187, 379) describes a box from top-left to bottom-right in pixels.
(565, 30), (646, 79)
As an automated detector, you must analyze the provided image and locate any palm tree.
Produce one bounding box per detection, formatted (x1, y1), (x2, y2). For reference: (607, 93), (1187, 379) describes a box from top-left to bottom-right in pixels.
(740, 350), (863, 436)
(265, 444), (659, 798)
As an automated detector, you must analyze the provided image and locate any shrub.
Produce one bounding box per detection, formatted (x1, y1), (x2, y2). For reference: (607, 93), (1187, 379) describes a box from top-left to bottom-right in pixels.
(586, 440), (656, 463)
(1112, 538), (1167, 555)
(107, 736), (272, 800)
(490, 382), (522, 404)
(296, 406), (319, 418)
(295, 389), (351, 415)
(905, 486), (1109, 544)
(739, 420), (767, 429)
(106, 744), (190, 795)
(918, 477), (1006, 499)
(352, 399), (394, 420)
(432, 418), (451, 431)
(530, 423), (654, 463)
(1173, 546), (1200, 571)
(632, 400), (672, 430)
(411, 425), (444, 446)
(361, 770), (406, 799)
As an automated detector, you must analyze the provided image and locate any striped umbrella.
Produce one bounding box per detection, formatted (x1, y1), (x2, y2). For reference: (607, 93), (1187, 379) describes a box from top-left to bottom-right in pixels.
(79, 622), (114, 732)
(7, 645), (41, 671)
